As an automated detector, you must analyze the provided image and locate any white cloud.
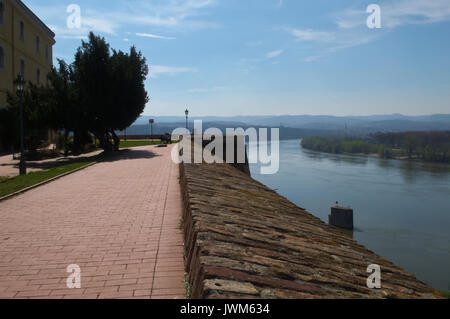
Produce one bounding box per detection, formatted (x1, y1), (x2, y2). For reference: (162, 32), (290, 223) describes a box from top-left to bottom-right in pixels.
(120, 0), (218, 30)
(287, 28), (336, 42)
(82, 15), (117, 34)
(284, 0), (450, 63)
(28, 0), (217, 41)
(44, 11), (119, 39)
(336, 0), (450, 29)
(266, 49), (283, 58)
(136, 33), (176, 40)
(286, 26), (379, 62)
(149, 65), (196, 78)
(238, 50), (283, 74)
(48, 25), (87, 40)
(303, 55), (321, 63)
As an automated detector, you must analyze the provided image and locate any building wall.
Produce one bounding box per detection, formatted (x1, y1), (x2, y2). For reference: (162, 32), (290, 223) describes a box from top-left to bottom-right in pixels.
(0, 0), (54, 109)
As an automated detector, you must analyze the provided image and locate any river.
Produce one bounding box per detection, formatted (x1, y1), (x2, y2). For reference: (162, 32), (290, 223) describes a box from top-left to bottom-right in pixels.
(249, 139), (450, 292)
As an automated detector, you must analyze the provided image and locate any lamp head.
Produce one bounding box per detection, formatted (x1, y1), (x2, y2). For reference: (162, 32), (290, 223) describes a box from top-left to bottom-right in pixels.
(14, 74), (25, 95)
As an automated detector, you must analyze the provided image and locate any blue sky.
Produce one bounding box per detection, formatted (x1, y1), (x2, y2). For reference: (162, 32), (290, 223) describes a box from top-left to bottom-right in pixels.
(25, 0), (450, 116)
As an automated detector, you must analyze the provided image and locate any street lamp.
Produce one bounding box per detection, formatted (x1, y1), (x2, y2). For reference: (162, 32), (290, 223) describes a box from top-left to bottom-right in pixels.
(13, 74), (26, 175)
(185, 109), (189, 130)
(149, 119), (154, 139)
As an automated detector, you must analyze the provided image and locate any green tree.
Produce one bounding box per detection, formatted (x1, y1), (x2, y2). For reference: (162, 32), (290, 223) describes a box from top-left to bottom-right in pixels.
(6, 83), (54, 151)
(47, 60), (79, 155)
(0, 107), (19, 151)
(72, 32), (149, 152)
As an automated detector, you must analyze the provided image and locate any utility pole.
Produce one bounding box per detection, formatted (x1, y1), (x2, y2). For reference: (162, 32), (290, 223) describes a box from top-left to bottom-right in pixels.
(14, 74), (26, 175)
(185, 109), (189, 131)
(149, 119), (155, 139)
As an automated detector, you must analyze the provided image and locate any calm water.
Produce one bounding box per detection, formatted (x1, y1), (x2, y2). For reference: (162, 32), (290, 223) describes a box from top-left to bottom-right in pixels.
(249, 139), (450, 291)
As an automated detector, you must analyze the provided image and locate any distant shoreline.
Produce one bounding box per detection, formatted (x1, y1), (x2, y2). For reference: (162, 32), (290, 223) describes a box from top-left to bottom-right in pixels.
(300, 134), (450, 165)
(301, 144), (450, 165)
(305, 148), (413, 162)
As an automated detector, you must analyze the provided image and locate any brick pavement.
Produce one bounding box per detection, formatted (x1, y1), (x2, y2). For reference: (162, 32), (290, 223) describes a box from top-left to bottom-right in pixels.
(0, 145), (186, 299)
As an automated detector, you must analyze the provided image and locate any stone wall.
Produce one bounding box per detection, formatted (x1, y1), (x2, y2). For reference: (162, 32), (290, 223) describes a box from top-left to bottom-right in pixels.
(195, 135), (250, 176)
(179, 161), (442, 299)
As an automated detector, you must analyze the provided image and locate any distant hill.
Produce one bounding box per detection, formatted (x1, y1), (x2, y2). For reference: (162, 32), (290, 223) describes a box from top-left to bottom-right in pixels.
(118, 122), (341, 140)
(130, 114), (450, 136)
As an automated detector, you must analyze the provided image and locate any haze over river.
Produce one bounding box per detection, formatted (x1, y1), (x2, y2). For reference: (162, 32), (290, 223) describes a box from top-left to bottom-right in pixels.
(250, 139), (450, 291)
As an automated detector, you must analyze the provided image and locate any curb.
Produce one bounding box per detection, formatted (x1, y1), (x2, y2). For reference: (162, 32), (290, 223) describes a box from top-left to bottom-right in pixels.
(0, 161), (98, 202)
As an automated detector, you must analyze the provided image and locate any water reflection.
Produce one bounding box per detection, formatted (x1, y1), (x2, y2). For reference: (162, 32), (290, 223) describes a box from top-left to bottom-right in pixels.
(301, 148), (369, 166)
(300, 142), (450, 183)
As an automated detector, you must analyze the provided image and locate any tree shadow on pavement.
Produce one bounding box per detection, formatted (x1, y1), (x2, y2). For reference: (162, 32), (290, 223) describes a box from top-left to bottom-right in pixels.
(0, 149), (161, 175)
(101, 149), (161, 163)
(1, 155), (100, 170)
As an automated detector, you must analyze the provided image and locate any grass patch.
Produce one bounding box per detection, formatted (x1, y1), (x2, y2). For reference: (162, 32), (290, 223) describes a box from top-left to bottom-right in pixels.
(0, 154), (104, 198)
(441, 291), (450, 299)
(119, 140), (164, 148)
(184, 272), (191, 299)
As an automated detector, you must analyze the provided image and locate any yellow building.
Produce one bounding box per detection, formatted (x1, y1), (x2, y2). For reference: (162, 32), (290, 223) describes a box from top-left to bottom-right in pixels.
(0, 0), (55, 109)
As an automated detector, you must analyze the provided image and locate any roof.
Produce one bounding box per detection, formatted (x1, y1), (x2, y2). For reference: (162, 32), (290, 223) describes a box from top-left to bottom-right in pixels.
(12, 0), (55, 42)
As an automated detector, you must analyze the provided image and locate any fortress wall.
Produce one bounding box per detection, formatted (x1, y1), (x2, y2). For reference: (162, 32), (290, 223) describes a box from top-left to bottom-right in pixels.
(178, 159), (442, 299)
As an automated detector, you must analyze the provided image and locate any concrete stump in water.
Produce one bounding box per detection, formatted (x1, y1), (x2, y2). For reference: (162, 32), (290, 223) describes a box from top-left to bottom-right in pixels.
(329, 206), (354, 230)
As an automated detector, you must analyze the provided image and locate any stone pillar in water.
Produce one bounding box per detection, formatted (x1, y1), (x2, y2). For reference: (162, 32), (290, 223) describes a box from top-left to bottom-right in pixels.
(329, 206), (354, 230)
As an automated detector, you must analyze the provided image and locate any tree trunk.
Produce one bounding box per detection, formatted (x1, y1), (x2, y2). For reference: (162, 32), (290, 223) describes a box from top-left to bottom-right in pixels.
(111, 130), (120, 152)
(64, 129), (69, 157)
(95, 130), (113, 153)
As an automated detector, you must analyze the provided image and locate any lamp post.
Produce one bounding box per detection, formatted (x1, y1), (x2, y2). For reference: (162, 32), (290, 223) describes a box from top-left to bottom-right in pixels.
(149, 119), (154, 139)
(14, 74), (26, 175)
(185, 109), (189, 130)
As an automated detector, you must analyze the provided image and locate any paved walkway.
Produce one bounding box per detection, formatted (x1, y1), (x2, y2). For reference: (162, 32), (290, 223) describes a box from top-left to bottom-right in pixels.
(0, 145), (186, 299)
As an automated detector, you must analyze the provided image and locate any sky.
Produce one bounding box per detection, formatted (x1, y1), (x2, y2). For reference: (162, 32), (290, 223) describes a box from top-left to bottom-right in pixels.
(25, 0), (450, 117)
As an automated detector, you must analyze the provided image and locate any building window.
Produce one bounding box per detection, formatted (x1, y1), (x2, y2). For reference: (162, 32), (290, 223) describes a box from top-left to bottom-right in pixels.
(20, 59), (25, 78)
(0, 1), (5, 26)
(20, 21), (25, 41)
(0, 46), (4, 69)
(36, 68), (40, 85)
(36, 36), (40, 54)
(45, 44), (49, 61)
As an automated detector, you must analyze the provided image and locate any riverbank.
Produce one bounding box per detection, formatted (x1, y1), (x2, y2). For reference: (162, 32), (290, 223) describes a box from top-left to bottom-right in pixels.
(301, 135), (450, 165)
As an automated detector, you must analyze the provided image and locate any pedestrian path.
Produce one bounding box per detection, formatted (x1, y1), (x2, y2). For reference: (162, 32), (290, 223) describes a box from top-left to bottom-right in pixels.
(0, 145), (185, 299)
